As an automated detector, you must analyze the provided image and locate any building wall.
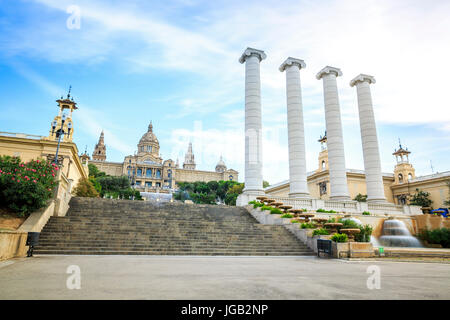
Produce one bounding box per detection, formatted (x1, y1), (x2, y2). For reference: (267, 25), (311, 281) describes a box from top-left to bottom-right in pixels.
(175, 168), (238, 183)
(0, 135), (88, 189)
(90, 160), (124, 177)
(391, 176), (450, 208)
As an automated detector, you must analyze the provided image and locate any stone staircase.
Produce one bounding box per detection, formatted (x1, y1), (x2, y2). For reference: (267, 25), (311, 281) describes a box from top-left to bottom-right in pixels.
(34, 197), (314, 256)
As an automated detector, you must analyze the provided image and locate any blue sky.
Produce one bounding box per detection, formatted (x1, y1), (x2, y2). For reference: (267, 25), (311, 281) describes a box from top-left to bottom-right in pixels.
(1, 0), (450, 184)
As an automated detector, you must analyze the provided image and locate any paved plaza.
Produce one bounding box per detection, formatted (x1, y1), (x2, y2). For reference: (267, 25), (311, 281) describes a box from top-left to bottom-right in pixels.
(0, 255), (449, 299)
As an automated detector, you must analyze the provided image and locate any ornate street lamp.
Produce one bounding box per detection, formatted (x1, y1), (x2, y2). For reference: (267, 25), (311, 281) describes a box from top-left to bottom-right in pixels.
(51, 113), (72, 165)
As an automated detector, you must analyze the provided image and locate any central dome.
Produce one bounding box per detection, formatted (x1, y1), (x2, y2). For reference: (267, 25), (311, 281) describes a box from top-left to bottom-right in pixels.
(139, 122), (159, 144)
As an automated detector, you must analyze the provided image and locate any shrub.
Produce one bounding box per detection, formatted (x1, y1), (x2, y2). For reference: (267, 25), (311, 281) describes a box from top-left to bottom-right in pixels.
(0, 156), (58, 216)
(317, 208), (337, 213)
(327, 217), (336, 223)
(331, 233), (348, 242)
(291, 220), (300, 224)
(301, 222), (316, 229)
(362, 211), (370, 215)
(270, 207), (283, 214)
(261, 205), (272, 211)
(354, 193), (367, 202)
(281, 213), (293, 218)
(355, 224), (373, 242)
(313, 228), (330, 236)
(418, 228), (450, 248)
(338, 218), (360, 229)
(73, 177), (99, 198)
(249, 200), (264, 208)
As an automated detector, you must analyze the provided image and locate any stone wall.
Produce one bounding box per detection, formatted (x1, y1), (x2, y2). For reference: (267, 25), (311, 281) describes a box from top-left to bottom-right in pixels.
(414, 214), (450, 232)
(90, 160), (124, 176)
(0, 231), (27, 261)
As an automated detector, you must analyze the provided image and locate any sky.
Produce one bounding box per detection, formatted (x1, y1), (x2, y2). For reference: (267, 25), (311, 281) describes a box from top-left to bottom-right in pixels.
(1, 0), (450, 184)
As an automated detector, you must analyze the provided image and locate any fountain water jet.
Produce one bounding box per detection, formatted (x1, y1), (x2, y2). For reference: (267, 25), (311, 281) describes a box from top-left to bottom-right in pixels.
(379, 219), (422, 247)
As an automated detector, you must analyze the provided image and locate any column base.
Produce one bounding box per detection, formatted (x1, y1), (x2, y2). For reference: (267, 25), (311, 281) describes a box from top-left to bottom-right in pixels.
(367, 198), (388, 203)
(329, 196), (352, 201)
(236, 189), (265, 207)
(288, 192), (310, 199)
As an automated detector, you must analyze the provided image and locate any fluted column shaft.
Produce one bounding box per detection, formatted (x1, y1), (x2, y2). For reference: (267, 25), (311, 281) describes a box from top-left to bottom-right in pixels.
(239, 48), (266, 194)
(280, 58), (310, 198)
(317, 67), (350, 200)
(351, 74), (386, 202)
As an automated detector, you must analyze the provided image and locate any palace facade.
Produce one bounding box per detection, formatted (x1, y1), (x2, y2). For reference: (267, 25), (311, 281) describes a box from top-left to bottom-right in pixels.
(87, 122), (238, 193)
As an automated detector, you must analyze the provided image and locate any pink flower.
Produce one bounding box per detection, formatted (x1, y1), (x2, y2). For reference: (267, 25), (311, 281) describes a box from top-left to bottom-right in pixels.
(33, 180), (37, 183)
(52, 173), (55, 177)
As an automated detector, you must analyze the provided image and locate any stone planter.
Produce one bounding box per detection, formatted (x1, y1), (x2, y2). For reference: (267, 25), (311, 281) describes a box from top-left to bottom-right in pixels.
(331, 241), (374, 258)
(332, 242), (350, 258)
(348, 242), (374, 258)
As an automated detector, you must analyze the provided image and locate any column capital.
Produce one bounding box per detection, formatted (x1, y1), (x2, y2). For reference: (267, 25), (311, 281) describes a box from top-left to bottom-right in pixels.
(350, 74), (376, 87)
(316, 66), (342, 80)
(239, 47), (267, 64)
(279, 57), (306, 72)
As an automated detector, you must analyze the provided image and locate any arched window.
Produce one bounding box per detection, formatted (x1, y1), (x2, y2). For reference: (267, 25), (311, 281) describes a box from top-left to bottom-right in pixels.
(146, 169), (152, 177)
(156, 169), (161, 179)
(408, 173), (412, 181)
(322, 160), (326, 169)
(229, 175), (233, 181)
(167, 169), (172, 178)
(137, 169), (142, 177)
(398, 173), (403, 183)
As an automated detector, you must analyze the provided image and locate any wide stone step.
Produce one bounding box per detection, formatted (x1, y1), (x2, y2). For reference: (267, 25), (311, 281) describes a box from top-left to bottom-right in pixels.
(33, 249), (314, 256)
(34, 197), (313, 256)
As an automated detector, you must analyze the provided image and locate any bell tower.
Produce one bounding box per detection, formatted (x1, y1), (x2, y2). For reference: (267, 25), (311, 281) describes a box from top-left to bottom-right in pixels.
(393, 139), (415, 184)
(316, 131), (329, 172)
(47, 86), (77, 142)
(92, 131), (107, 161)
(183, 142), (196, 170)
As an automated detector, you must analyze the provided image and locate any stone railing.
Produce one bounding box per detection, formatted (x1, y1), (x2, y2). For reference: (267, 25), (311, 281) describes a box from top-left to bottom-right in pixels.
(255, 196), (422, 215)
(0, 131), (45, 140)
(264, 197), (313, 209)
(324, 200), (357, 211)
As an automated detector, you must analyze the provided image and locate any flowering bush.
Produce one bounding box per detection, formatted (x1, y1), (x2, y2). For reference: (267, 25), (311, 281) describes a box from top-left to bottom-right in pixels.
(0, 156), (58, 216)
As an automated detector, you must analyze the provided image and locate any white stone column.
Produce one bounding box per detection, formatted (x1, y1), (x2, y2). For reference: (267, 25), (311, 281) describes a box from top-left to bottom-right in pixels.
(316, 66), (350, 200)
(350, 74), (386, 203)
(279, 57), (310, 198)
(239, 47), (266, 196)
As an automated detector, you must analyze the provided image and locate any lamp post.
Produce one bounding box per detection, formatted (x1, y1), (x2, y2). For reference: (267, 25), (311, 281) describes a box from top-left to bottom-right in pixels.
(51, 114), (72, 166)
(128, 153), (138, 200)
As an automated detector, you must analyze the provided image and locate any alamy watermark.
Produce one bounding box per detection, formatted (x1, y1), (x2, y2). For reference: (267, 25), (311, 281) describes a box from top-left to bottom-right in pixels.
(66, 5), (81, 30)
(66, 265), (81, 289)
(366, 265), (381, 290)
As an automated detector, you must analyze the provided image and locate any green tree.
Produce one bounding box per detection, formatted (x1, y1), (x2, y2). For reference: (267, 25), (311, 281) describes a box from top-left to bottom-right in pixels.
(73, 177), (99, 198)
(263, 180), (270, 188)
(409, 188), (433, 207)
(88, 163), (106, 178)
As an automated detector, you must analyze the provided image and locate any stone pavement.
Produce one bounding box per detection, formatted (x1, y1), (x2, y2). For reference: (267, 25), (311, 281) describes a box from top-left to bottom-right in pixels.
(0, 255), (449, 299)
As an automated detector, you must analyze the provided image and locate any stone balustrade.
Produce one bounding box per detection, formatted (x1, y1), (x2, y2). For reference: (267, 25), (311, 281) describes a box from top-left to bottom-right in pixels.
(264, 196), (421, 215)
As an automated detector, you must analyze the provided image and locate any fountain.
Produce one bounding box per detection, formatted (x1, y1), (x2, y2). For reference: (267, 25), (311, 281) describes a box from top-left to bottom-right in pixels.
(379, 218), (423, 247)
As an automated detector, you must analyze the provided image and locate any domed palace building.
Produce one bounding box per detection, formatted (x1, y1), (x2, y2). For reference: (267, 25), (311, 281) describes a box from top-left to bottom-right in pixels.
(87, 122), (238, 194)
